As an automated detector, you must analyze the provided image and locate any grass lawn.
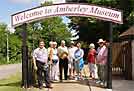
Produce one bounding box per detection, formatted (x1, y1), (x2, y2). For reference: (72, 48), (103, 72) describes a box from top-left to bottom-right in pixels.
(0, 72), (22, 91)
(0, 72), (47, 91)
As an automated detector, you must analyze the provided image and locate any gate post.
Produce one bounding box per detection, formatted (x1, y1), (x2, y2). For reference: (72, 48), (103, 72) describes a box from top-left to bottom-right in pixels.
(107, 22), (113, 89)
(21, 23), (29, 88)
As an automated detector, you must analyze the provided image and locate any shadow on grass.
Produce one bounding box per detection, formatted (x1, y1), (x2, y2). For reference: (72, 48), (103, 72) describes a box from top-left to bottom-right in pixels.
(0, 81), (21, 87)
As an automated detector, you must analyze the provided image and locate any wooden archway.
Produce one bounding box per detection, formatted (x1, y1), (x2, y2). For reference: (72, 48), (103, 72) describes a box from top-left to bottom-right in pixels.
(11, 3), (123, 89)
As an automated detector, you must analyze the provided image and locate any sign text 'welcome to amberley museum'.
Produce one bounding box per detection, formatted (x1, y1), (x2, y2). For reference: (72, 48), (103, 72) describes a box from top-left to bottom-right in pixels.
(11, 3), (123, 26)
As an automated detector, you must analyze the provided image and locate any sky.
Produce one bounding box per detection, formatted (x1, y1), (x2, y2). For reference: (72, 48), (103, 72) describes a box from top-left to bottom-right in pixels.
(0, 0), (69, 26)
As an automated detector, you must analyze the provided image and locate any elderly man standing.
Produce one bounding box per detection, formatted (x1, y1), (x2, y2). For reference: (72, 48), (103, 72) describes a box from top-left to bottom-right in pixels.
(33, 39), (52, 89)
(96, 39), (108, 86)
(58, 40), (69, 82)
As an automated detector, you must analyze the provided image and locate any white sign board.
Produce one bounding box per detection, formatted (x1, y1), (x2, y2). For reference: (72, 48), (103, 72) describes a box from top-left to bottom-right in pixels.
(11, 3), (123, 27)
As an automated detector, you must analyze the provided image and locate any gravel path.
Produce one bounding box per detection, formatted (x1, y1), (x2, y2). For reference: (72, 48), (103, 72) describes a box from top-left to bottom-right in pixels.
(0, 63), (21, 80)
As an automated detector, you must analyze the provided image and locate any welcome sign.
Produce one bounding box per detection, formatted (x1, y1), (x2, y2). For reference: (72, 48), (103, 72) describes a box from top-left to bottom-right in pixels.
(11, 3), (123, 26)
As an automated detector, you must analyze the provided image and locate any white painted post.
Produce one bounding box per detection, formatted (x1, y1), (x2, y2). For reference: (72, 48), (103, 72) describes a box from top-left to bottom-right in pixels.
(6, 32), (9, 63)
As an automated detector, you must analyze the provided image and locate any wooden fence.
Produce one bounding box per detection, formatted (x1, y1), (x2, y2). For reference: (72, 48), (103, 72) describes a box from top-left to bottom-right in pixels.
(112, 41), (132, 80)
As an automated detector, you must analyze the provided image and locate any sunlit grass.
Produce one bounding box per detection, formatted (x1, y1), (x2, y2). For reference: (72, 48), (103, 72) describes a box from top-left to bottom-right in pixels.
(0, 72), (46, 91)
(0, 72), (22, 91)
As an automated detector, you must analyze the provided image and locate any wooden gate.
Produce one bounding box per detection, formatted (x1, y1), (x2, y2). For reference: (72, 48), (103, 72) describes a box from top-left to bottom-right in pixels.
(112, 41), (132, 80)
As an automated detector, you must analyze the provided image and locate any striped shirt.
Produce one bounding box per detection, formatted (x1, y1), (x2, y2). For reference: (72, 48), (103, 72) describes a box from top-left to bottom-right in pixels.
(33, 47), (48, 63)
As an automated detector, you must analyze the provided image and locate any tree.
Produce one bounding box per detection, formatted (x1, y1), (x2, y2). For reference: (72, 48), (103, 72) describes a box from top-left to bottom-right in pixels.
(0, 23), (22, 64)
(67, 0), (134, 43)
(0, 1), (71, 65)
(26, 1), (71, 49)
(24, 17), (71, 49)
(0, 23), (7, 63)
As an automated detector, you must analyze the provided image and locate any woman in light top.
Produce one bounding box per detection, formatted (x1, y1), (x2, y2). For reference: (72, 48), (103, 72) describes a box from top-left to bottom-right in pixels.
(48, 41), (53, 64)
(68, 41), (77, 79)
(48, 41), (54, 81)
(74, 42), (84, 80)
(51, 42), (59, 81)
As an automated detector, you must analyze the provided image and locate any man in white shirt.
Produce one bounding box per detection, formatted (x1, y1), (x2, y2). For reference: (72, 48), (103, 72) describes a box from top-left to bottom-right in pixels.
(58, 40), (69, 82)
(33, 39), (52, 89)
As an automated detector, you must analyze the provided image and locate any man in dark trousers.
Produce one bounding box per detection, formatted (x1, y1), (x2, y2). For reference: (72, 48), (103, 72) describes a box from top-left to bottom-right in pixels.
(33, 39), (52, 89)
(58, 40), (69, 82)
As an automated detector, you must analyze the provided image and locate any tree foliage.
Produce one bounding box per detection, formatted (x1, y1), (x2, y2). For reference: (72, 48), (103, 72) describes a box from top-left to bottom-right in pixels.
(26, 17), (71, 49)
(0, 17), (71, 64)
(0, 23), (21, 64)
(0, 0), (134, 64)
(67, 0), (134, 43)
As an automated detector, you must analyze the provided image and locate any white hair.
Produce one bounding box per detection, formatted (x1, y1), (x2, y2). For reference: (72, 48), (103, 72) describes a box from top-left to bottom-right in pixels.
(61, 40), (65, 44)
(53, 42), (57, 45)
(89, 43), (95, 49)
(49, 41), (53, 45)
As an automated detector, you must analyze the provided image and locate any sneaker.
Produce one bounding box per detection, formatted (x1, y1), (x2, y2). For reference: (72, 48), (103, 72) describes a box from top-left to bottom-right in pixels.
(55, 77), (59, 81)
(45, 86), (53, 89)
(54, 79), (59, 81)
(96, 80), (101, 84)
(39, 86), (43, 89)
(43, 83), (46, 87)
(100, 82), (104, 86)
(75, 77), (78, 81)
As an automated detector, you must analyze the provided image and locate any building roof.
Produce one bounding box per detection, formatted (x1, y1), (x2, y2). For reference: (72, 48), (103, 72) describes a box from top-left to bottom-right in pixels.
(120, 26), (134, 37)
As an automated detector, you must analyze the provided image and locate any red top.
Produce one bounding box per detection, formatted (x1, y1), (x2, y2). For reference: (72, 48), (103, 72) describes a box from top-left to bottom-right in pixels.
(88, 49), (96, 64)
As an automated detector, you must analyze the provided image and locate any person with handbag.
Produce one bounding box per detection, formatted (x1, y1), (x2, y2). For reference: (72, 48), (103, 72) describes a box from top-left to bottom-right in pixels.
(58, 40), (69, 82)
(33, 39), (52, 89)
(51, 42), (59, 81)
(74, 42), (84, 80)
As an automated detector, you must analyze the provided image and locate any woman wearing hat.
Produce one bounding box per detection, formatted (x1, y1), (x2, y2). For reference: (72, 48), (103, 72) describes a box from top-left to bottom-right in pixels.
(87, 43), (97, 79)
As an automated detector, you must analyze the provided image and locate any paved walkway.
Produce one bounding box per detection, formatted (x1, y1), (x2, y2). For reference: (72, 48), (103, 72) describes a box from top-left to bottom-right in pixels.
(113, 80), (134, 91)
(0, 64), (134, 91)
(27, 80), (108, 91)
(51, 81), (107, 91)
(0, 63), (21, 80)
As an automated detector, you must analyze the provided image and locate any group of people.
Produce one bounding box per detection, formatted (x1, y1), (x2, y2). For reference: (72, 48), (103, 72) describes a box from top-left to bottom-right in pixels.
(32, 38), (108, 89)
(32, 39), (84, 89)
(87, 38), (108, 86)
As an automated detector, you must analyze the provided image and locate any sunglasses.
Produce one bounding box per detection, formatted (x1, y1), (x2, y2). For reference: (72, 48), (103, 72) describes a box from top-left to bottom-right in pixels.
(99, 42), (103, 44)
